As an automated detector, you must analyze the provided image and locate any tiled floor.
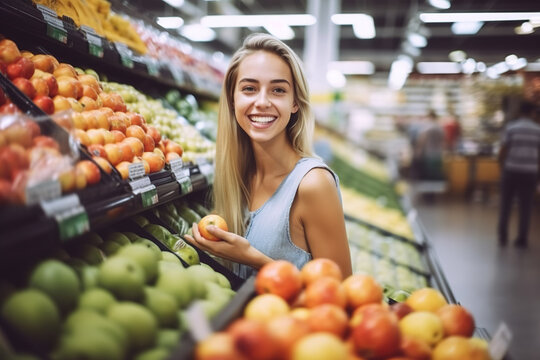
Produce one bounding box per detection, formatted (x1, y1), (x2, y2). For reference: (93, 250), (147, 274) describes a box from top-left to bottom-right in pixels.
(412, 188), (540, 360)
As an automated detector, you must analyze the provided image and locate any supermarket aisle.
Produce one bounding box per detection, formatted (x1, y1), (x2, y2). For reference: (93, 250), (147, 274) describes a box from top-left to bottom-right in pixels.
(413, 190), (540, 360)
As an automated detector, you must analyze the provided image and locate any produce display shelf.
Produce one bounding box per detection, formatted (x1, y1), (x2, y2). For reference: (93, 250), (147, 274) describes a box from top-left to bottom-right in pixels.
(0, 0), (219, 101)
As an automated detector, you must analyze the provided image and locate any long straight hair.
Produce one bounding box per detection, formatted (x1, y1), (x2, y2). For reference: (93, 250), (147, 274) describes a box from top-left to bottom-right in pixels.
(212, 33), (315, 235)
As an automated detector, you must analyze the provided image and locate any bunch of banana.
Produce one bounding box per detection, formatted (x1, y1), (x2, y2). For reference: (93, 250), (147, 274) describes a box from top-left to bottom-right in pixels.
(34, 0), (103, 35)
(101, 13), (147, 55)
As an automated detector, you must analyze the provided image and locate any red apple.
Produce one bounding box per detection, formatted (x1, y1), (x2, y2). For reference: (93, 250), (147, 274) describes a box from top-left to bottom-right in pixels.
(100, 129), (115, 144)
(92, 156), (112, 175)
(343, 274), (383, 311)
(304, 276), (347, 309)
(74, 165), (87, 190)
(33, 95), (54, 114)
(123, 137), (144, 157)
(266, 315), (310, 358)
(227, 318), (278, 360)
(79, 96), (98, 111)
(12, 77), (36, 99)
(87, 144), (106, 158)
(349, 303), (390, 329)
(0, 102), (19, 114)
(20, 50), (33, 59)
(4, 122), (33, 148)
(103, 143), (123, 166)
(436, 304), (475, 337)
(117, 140), (133, 162)
(400, 335), (432, 360)
(255, 260), (303, 303)
(0, 39), (21, 64)
(77, 74), (101, 93)
(165, 151), (181, 163)
(30, 77), (49, 97)
(142, 134), (155, 152)
(31, 54), (58, 73)
(141, 151), (165, 173)
(125, 125), (146, 143)
(145, 125), (161, 145)
(56, 75), (79, 98)
(7, 57), (35, 79)
(32, 135), (59, 150)
(53, 63), (77, 78)
(86, 129), (105, 145)
(352, 311), (401, 359)
(165, 140), (183, 156)
(81, 84), (98, 100)
(52, 95), (71, 113)
(195, 332), (244, 360)
(74, 129), (90, 146)
(153, 148), (165, 161)
(125, 111), (144, 127)
(93, 109), (111, 130)
(108, 113), (127, 134)
(115, 161), (130, 180)
(75, 160), (101, 185)
(57, 168), (76, 193)
(306, 304), (348, 338)
(110, 130), (125, 143)
(390, 302), (414, 320)
(301, 258), (343, 286)
(99, 92), (126, 112)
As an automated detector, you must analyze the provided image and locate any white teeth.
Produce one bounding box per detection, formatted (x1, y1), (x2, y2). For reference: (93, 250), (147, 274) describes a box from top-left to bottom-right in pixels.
(250, 116), (275, 123)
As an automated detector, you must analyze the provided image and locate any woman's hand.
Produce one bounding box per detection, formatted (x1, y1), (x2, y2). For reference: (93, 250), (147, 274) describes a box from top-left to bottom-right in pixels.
(183, 223), (272, 269)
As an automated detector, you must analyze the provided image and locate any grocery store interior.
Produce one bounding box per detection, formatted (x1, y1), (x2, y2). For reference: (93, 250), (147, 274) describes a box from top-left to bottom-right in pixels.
(1, 0), (540, 359)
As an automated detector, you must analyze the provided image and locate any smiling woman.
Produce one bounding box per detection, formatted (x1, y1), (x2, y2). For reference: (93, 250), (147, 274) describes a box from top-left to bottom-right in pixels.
(184, 33), (352, 279)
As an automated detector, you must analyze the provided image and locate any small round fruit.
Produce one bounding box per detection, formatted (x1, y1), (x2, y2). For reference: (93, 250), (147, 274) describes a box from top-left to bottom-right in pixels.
(244, 294), (289, 323)
(292, 332), (348, 360)
(198, 214), (228, 241)
(255, 260), (302, 302)
(406, 287), (448, 312)
(301, 258), (343, 285)
(399, 311), (444, 347)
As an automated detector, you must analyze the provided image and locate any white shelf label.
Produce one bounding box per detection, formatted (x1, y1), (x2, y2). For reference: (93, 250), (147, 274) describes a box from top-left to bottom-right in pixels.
(489, 322), (512, 360)
(25, 179), (62, 206)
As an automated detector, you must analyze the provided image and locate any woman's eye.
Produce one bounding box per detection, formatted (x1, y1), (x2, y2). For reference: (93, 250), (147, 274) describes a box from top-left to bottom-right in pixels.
(242, 86), (256, 92)
(273, 88), (286, 94)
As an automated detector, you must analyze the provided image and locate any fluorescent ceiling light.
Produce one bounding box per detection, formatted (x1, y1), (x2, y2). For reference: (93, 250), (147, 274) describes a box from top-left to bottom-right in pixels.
(331, 14), (376, 39)
(388, 55), (413, 90)
(408, 33), (427, 48)
(179, 24), (216, 42)
(162, 0), (184, 8)
(508, 57), (528, 71)
(201, 14), (316, 27)
(328, 61), (375, 75)
(420, 12), (540, 23)
(264, 23), (295, 40)
(326, 69), (347, 88)
(526, 62), (540, 72)
(515, 22), (535, 34)
(448, 50), (467, 62)
(451, 21), (484, 35)
(461, 58), (476, 74)
(428, 0), (451, 10)
(417, 62), (461, 74)
(156, 16), (184, 29)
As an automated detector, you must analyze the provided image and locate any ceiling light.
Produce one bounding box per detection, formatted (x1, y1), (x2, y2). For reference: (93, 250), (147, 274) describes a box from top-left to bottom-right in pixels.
(179, 24), (216, 42)
(264, 23), (295, 40)
(201, 14), (316, 27)
(407, 33), (427, 48)
(328, 61), (375, 75)
(162, 0), (184, 8)
(515, 22), (534, 34)
(476, 62), (487, 72)
(331, 14), (376, 39)
(461, 58), (476, 74)
(451, 21), (484, 35)
(508, 57), (528, 71)
(388, 55), (412, 90)
(419, 12), (540, 23)
(326, 69), (347, 88)
(417, 62), (461, 74)
(428, 0), (451, 10)
(449, 50), (467, 62)
(156, 16), (184, 29)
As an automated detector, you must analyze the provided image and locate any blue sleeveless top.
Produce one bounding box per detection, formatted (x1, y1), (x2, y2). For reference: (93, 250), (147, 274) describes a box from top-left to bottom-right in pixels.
(232, 157), (341, 279)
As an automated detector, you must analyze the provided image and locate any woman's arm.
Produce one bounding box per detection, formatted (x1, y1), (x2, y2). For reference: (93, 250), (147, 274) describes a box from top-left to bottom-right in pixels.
(295, 167), (353, 277)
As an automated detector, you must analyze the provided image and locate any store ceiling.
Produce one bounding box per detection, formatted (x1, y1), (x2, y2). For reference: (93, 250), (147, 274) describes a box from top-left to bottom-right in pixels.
(122, 0), (540, 75)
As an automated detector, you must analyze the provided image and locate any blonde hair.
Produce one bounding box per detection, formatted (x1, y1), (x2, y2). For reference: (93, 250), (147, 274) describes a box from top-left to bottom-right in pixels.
(212, 33), (315, 235)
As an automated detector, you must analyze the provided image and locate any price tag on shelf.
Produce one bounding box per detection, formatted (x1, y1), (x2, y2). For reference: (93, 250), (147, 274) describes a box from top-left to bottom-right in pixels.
(25, 179), (62, 206)
(128, 165), (158, 208)
(167, 64), (185, 85)
(36, 5), (67, 44)
(198, 160), (214, 185)
(40, 194), (90, 241)
(185, 301), (213, 342)
(169, 158), (193, 194)
(489, 322), (512, 360)
(80, 25), (104, 58)
(114, 42), (134, 69)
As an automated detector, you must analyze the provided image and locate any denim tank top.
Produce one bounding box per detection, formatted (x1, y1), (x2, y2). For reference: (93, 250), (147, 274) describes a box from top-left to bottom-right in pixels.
(232, 157), (340, 279)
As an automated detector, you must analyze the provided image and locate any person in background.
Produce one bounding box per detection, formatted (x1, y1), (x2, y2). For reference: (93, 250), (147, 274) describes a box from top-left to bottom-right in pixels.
(442, 110), (461, 152)
(184, 33), (352, 279)
(497, 99), (540, 248)
(415, 110), (445, 181)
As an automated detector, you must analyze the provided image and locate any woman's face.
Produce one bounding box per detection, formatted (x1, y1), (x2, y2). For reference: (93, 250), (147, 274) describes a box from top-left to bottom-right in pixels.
(233, 51), (298, 145)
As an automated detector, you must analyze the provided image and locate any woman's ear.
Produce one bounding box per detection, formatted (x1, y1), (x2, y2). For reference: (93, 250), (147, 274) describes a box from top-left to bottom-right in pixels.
(292, 102), (299, 114)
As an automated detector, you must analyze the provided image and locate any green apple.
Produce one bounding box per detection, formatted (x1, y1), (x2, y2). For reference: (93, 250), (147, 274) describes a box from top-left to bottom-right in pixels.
(215, 272), (232, 289)
(156, 329), (180, 350)
(161, 251), (182, 264)
(103, 232), (131, 246)
(100, 241), (122, 256)
(132, 215), (150, 228)
(204, 282), (234, 307)
(123, 232), (143, 242)
(155, 267), (194, 309)
(107, 302), (158, 352)
(132, 238), (163, 261)
(133, 347), (169, 360)
(29, 259), (80, 314)
(1, 289), (60, 351)
(63, 309), (127, 349)
(143, 224), (172, 245)
(98, 257), (145, 301)
(143, 287), (179, 328)
(81, 232), (104, 246)
(185, 265), (217, 299)
(173, 240), (199, 266)
(80, 265), (100, 290)
(67, 243), (104, 265)
(117, 244), (160, 284)
(78, 288), (117, 315)
(54, 326), (125, 360)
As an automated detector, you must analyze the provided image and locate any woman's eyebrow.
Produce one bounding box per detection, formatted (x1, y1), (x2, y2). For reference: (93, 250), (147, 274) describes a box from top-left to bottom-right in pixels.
(238, 78), (291, 86)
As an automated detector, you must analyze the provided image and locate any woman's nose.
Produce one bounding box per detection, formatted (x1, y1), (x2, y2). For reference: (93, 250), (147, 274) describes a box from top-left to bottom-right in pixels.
(255, 92), (270, 107)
